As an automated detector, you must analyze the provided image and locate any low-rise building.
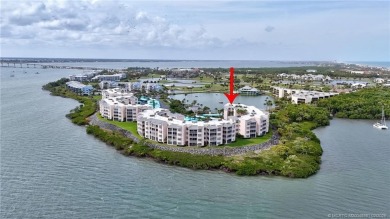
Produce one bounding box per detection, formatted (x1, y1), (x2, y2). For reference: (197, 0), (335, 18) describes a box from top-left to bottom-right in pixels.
(131, 82), (162, 92)
(351, 83), (367, 89)
(69, 71), (99, 82)
(277, 73), (332, 82)
(349, 70), (365, 74)
(271, 86), (338, 104)
(374, 78), (385, 84)
(291, 91), (338, 104)
(99, 81), (119, 89)
(238, 86), (261, 95)
(92, 73), (126, 82)
(65, 81), (94, 95)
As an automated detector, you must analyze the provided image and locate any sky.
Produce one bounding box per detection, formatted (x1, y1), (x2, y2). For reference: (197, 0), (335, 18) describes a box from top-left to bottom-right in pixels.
(0, 0), (389, 61)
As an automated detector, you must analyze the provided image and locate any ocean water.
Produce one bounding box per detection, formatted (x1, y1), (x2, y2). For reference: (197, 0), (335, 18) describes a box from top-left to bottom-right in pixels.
(1, 64), (389, 218)
(346, 61), (390, 68)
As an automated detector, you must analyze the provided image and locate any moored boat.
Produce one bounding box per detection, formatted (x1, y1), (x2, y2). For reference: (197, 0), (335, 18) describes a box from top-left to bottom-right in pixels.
(373, 107), (388, 130)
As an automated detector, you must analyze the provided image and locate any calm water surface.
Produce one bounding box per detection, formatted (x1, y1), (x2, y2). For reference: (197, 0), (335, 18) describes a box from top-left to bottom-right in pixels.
(169, 93), (274, 112)
(1, 65), (389, 218)
(38, 60), (315, 69)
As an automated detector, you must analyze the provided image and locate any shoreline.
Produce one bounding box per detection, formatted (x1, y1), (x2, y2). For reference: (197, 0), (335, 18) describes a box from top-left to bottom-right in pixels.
(43, 78), (328, 178)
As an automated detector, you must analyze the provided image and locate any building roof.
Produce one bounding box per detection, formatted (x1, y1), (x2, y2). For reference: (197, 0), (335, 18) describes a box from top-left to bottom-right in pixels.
(239, 86), (259, 92)
(66, 81), (93, 89)
(140, 108), (233, 127)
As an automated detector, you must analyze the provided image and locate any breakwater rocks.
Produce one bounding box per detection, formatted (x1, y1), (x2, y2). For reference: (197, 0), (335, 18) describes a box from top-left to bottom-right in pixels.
(89, 113), (279, 156)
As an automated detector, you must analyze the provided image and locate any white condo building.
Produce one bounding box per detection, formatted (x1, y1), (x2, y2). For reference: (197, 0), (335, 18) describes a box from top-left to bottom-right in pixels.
(99, 89), (152, 121)
(66, 81), (94, 95)
(223, 104), (269, 138)
(271, 86), (338, 104)
(137, 109), (236, 146)
(92, 73), (126, 82)
(137, 103), (269, 146)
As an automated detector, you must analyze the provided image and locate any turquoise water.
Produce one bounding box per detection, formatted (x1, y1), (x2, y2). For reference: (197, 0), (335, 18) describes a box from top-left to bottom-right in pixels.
(1, 65), (389, 218)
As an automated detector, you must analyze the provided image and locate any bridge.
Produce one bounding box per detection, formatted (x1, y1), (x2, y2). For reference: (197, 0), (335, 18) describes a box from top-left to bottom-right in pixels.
(0, 60), (112, 71)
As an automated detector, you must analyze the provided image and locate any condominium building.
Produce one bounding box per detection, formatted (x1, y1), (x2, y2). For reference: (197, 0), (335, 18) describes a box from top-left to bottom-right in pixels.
(271, 86), (338, 104)
(69, 71), (99, 82)
(137, 109), (236, 146)
(223, 104), (269, 138)
(131, 82), (163, 92)
(92, 73), (126, 82)
(102, 88), (135, 99)
(99, 81), (119, 89)
(291, 91), (338, 104)
(65, 81), (94, 95)
(137, 103), (269, 146)
(99, 90), (152, 121)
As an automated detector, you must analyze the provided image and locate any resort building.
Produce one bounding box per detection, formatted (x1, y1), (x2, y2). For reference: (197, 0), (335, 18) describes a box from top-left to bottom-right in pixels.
(137, 103), (269, 146)
(131, 82), (163, 92)
(349, 70), (365, 74)
(238, 86), (261, 96)
(69, 71), (99, 82)
(99, 89), (153, 121)
(351, 83), (367, 90)
(65, 81), (94, 95)
(137, 109), (236, 146)
(223, 104), (269, 137)
(99, 93), (151, 121)
(101, 88), (135, 99)
(277, 73), (332, 82)
(291, 91), (338, 104)
(271, 86), (338, 104)
(92, 73), (126, 82)
(99, 81), (119, 89)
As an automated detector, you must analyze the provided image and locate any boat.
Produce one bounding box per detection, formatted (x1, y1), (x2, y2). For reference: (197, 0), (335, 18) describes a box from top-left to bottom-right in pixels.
(35, 72), (40, 74)
(373, 107), (388, 130)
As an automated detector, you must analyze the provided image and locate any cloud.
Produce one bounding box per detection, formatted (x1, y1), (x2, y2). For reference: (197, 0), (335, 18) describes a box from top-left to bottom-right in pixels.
(1, 0), (388, 61)
(0, 0), (225, 49)
(264, 25), (275, 32)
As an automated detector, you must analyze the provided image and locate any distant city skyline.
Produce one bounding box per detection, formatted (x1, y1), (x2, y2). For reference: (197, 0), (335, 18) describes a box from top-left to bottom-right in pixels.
(1, 0), (389, 61)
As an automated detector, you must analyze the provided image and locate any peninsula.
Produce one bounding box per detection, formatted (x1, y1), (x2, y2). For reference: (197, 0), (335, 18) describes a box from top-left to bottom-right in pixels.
(42, 63), (390, 178)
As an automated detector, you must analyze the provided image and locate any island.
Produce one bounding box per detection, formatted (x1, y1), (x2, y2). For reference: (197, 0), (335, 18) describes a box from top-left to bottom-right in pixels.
(42, 63), (390, 178)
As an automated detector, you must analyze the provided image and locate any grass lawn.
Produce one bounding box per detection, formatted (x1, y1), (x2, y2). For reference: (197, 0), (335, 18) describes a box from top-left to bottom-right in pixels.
(97, 114), (142, 139)
(225, 131), (273, 147)
(92, 95), (101, 101)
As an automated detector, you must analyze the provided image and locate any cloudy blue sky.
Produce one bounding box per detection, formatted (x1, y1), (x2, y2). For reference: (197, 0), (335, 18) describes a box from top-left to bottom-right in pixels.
(1, 0), (389, 61)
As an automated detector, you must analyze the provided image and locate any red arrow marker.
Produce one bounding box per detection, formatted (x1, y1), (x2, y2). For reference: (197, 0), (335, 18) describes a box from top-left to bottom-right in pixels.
(224, 67), (239, 104)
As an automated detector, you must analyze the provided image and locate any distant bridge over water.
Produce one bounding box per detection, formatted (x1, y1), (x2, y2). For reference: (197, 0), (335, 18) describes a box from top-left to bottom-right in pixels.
(0, 60), (111, 71)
